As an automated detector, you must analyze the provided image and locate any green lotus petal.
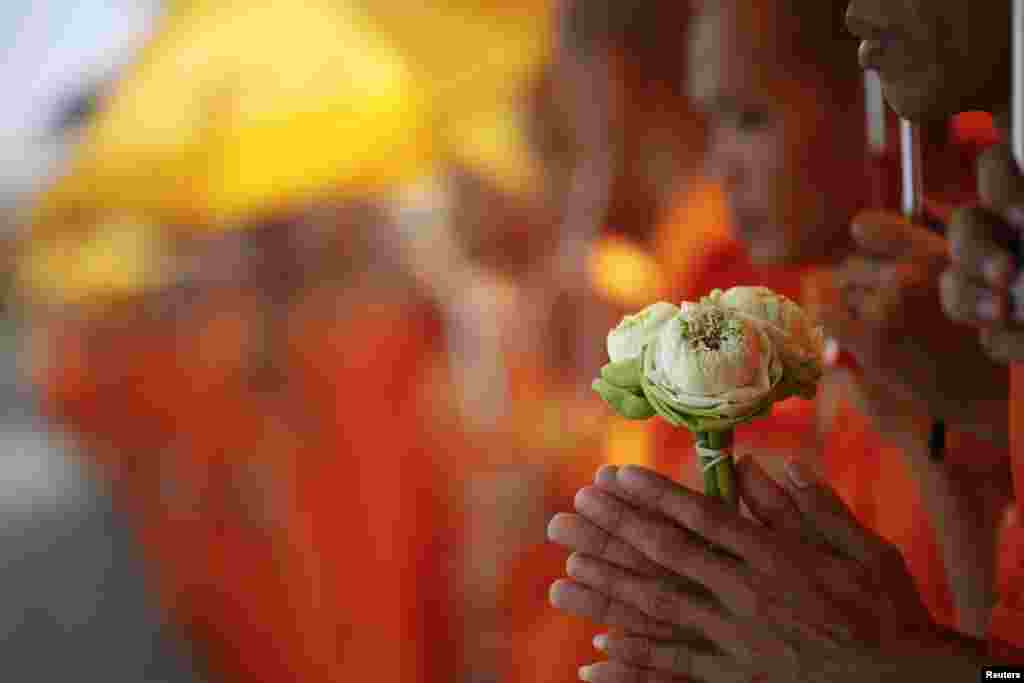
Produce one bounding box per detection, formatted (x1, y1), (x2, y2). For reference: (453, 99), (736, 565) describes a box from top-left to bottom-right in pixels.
(600, 357), (645, 391)
(592, 378), (656, 420)
(645, 370), (774, 432)
(644, 385), (687, 427)
(640, 369), (688, 427)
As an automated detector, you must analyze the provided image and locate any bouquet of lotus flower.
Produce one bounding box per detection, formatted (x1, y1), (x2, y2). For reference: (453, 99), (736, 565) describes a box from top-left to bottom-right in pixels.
(593, 287), (825, 507)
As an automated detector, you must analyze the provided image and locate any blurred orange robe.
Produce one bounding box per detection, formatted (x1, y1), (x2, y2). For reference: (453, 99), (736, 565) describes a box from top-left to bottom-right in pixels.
(40, 293), (465, 683)
(290, 296), (462, 683)
(486, 355), (608, 683)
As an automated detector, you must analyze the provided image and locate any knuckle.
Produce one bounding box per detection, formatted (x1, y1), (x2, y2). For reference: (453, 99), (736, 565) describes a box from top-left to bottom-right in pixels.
(600, 492), (627, 536)
(630, 637), (656, 668)
(595, 589), (615, 624)
(938, 270), (965, 319)
(606, 536), (639, 570)
(645, 581), (680, 621)
(649, 520), (683, 567)
(671, 643), (695, 676)
(596, 524), (616, 561)
(981, 328), (1024, 363)
(778, 640), (801, 671)
(953, 208), (992, 257)
(734, 575), (763, 616)
(750, 587), (774, 621)
(978, 144), (1017, 205)
(687, 502), (721, 543)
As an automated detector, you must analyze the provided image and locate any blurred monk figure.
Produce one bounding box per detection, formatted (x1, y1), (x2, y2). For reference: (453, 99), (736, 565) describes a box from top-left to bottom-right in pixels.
(504, 2), (713, 681)
(35, 201), (459, 683)
(689, 0), (1011, 635)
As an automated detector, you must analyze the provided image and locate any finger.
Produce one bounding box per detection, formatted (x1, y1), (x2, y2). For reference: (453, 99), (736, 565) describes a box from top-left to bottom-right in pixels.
(578, 659), (698, 683)
(836, 254), (883, 291)
(548, 512), (668, 577)
(850, 210), (948, 268)
(565, 553), (745, 652)
(977, 143), (1024, 213)
(815, 297), (882, 368)
(549, 579), (680, 640)
(613, 466), (780, 573)
(939, 268), (1008, 326)
(947, 206), (1018, 289)
(835, 257), (900, 325)
(733, 455), (803, 536)
(979, 327), (1024, 364)
(593, 635), (742, 683)
(574, 485), (748, 600)
(780, 459), (888, 566)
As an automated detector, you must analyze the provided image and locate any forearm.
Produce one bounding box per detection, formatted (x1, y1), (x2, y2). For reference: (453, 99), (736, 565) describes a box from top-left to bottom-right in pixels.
(905, 627), (994, 680)
(899, 434), (1003, 637)
(949, 398), (1011, 459)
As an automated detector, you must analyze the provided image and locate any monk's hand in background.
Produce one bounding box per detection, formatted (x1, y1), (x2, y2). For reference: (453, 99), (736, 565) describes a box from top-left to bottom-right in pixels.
(548, 461), (962, 682)
(943, 143), (1024, 362)
(829, 210), (1009, 450)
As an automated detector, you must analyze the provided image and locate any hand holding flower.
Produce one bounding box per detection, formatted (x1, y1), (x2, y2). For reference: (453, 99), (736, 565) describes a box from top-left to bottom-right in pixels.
(548, 462), (988, 683)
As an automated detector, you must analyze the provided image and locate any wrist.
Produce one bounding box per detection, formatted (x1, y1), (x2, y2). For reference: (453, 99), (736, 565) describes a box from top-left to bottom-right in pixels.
(878, 626), (991, 682)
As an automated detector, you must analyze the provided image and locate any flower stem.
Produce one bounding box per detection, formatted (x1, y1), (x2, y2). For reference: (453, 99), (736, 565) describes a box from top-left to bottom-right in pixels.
(696, 429), (737, 508)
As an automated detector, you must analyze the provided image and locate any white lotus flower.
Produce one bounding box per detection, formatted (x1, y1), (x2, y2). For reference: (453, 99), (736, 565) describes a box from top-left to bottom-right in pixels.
(606, 301), (679, 364)
(706, 286), (824, 387)
(644, 302), (782, 422)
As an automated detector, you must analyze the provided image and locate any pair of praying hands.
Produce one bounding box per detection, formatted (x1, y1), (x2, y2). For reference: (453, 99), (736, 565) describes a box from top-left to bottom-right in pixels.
(547, 458), (986, 682)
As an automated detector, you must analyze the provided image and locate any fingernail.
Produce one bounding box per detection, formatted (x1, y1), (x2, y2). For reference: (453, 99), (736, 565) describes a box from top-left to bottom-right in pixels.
(617, 465), (654, 492)
(565, 552), (584, 578)
(579, 665), (595, 681)
(593, 634), (608, 651)
(546, 513), (568, 542)
(595, 465), (618, 485)
(978, 296), (1001, 321)
(785, 459), (815, 489)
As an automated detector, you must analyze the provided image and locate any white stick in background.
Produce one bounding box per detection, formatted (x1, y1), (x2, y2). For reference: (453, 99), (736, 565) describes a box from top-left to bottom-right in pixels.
(899, 117), (945, 460)
(899, 119), (924, 221)
(1014, 0), (1024, 170)
(865, 70), (887, 158)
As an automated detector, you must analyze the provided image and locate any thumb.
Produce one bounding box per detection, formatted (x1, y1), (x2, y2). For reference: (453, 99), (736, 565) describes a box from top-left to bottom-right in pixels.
(780, 458), (886, 566)
(978, 143), (1024, 213)
(815, 298), (883, 371)
(850, 210), (948, 270)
